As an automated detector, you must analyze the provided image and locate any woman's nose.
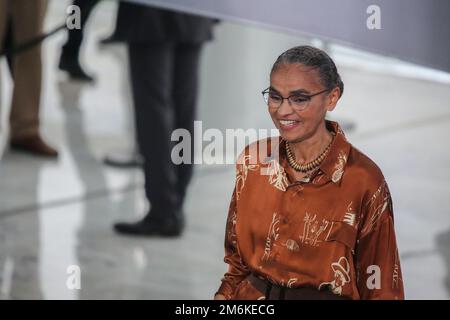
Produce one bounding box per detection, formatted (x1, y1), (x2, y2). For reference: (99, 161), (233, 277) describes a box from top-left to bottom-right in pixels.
(277, 99), (293, 116)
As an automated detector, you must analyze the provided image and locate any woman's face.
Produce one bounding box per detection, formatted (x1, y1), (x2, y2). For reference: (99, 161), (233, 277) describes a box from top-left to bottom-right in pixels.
(268, 63), (339, 143)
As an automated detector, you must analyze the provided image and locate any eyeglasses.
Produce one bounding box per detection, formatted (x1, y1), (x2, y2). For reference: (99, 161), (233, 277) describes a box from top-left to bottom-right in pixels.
(262, 87), (329, 112)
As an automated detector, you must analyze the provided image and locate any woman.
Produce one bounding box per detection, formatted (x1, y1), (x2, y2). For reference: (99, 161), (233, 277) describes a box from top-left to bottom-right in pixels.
(214, 45), (404, 300)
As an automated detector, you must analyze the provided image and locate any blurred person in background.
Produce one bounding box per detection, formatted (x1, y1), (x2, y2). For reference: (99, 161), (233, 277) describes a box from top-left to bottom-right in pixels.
(0, 0), (58, 157)
(112, 2), (216, 237)
(59, 0), (105, 82)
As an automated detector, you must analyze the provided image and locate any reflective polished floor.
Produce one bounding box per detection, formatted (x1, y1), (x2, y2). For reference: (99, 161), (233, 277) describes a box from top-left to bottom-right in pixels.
(1, 1), (450, 299)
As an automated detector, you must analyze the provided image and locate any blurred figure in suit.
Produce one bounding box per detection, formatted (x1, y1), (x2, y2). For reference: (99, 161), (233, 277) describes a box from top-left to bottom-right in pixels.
(113, 2), (216, 237)
(0, 0), (57, 157)
(59, 0), (101, 82)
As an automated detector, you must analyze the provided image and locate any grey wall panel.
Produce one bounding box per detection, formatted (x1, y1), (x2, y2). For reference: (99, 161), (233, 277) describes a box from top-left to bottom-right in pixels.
(124, 0), (450, 73)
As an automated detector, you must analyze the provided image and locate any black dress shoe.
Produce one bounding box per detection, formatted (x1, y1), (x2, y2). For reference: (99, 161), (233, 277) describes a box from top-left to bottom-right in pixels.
(59, 53), (95, 82)
(114, 215), (184, 237)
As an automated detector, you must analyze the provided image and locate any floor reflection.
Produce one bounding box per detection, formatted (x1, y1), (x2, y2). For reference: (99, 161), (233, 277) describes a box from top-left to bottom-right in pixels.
(0, 152), (44, 299)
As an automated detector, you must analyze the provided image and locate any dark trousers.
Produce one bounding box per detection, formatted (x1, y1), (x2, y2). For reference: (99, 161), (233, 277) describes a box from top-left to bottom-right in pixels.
(128, 42), (202, 219)
(62, 0), (101, 57)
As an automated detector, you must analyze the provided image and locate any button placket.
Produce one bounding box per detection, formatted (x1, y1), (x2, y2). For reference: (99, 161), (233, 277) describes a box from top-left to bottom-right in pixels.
(277, 191), (303, 253)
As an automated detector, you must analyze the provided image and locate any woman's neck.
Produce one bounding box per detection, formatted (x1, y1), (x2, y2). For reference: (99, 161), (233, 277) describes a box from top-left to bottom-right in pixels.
(288, 122), (333, 163)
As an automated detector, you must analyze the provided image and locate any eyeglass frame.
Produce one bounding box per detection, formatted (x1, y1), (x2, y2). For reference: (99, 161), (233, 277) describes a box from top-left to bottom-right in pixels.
(261, 87), (330, 111)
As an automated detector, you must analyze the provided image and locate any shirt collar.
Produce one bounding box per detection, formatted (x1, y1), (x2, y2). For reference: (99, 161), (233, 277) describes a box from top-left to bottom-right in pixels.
(318, 120), (351, 185)
(262, 120), (351, 185)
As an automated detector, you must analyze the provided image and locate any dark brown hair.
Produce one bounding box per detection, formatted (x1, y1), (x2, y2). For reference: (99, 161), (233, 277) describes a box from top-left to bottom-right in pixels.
(271, 45), (344, 97)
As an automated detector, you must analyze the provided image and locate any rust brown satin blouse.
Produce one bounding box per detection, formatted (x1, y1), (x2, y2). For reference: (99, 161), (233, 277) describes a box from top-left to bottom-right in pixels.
(216, 120), (404, 300)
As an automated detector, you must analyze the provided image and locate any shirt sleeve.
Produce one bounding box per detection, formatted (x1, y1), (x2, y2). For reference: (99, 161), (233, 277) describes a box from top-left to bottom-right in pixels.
(355, 180), (405, 300)
(215, 187), (250, 299)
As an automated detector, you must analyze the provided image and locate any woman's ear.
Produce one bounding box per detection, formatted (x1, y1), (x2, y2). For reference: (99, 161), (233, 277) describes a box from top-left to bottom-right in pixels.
(326, 87), (340, 112)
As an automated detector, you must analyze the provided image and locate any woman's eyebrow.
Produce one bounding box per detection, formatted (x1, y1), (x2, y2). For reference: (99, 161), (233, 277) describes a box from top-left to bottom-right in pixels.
(268, 86), (281, 94)
(269, 87), (311, 95)
(290, 89), (311, 95)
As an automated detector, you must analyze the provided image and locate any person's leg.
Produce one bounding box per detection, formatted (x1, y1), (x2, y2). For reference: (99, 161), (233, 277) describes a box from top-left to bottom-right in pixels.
(0, 0), (9, 134)
(9, 0), (44, 139)
(102, 44), (142, 168)
(2, 20), (14, 74)
(61, 0), (100, 58)
(59, 0), (101, 81)
(0, 1), (8, 51)
(114, 41), (182, 236)
(172, 42), (203, 210)
(8, 0), (57, 157)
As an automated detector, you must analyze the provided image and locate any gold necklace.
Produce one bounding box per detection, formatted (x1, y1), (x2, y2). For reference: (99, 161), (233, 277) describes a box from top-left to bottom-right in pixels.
(285, 135), (334, 173)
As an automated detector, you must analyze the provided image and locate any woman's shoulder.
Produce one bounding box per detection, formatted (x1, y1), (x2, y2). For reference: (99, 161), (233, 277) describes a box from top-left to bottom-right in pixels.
(236, 136), (282, 167)
(346, 145), (395, 232)
(345, 144), (387, 190)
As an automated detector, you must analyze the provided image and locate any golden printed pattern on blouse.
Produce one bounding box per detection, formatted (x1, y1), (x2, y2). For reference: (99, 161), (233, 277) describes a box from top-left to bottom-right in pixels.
(343, 201), (356, 227)
(235, 154), (259, 200)
(283, 239), (300, 252)
(361, 180), (391, 235)
(287, 278), (298, 288)
(392, 247), (402, 290)
(319, 256), (352, 295)
(299, 213), (331, 247)
(227, 208), (237, 246)
(261, 212), (281, 262)
(265, 159), (289, 192)
(331, 150), (348, 183)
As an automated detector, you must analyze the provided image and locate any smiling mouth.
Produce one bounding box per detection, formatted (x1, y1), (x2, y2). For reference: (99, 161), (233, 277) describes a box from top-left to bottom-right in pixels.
(279, 120), (299, 126)
(278, 119), (301, 131)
